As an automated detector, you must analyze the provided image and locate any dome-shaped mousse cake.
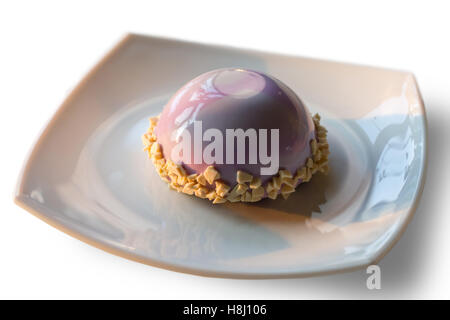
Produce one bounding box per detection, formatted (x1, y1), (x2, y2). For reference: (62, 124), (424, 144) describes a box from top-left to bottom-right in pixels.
(142, 68), (329, 204)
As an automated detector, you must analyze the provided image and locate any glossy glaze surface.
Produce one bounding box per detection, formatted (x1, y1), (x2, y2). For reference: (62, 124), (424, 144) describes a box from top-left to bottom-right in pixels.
(155, 68), (315, 185)
(15, 34), (427, 278)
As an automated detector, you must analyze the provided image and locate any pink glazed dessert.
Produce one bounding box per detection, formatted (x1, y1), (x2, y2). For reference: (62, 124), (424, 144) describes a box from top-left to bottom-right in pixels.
(142, 68), (329, 204)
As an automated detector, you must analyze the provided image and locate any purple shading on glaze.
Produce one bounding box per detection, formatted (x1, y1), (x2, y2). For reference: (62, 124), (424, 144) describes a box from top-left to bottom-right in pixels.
(155, 68), (315, 187)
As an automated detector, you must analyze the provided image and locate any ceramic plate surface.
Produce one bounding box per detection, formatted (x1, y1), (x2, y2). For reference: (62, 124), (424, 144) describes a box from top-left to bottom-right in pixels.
(15, 34), (427, 278)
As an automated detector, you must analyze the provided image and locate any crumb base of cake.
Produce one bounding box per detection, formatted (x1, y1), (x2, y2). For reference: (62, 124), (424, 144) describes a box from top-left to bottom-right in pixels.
(142, 114), (329, 204)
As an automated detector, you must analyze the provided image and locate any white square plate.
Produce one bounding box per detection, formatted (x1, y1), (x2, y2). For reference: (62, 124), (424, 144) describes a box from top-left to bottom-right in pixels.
(15, 34), (427, 278)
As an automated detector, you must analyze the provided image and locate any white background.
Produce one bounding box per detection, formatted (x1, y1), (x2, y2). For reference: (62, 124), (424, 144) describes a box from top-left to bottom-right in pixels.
(1, 0), (449, 299)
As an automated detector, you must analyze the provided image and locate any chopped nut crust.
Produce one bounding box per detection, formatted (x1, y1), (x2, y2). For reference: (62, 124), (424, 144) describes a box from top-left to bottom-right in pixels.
(236, 170), (253, 184)
(142, 113), (329, 204)
(249, 177), (262, 189)
(204, 166), (220, 184)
